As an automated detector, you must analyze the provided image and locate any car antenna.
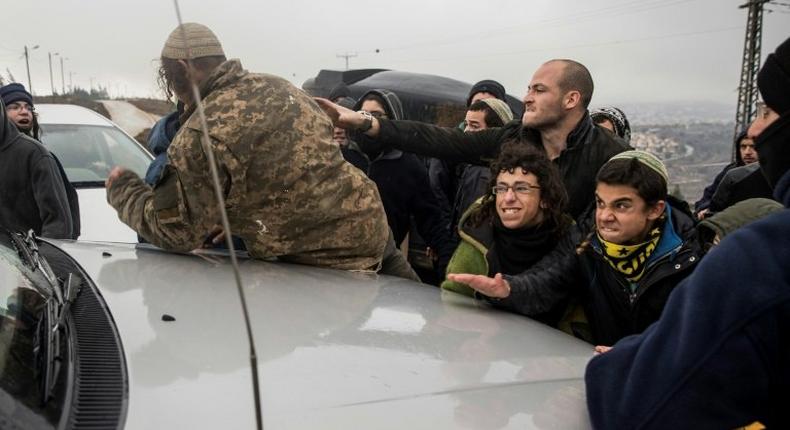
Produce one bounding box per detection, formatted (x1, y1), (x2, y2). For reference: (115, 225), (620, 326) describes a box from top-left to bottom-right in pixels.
(171, 2), (264, 429)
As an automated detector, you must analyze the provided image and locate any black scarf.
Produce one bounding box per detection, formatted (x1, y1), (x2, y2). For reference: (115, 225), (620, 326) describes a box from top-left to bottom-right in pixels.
(487, 217), (557, 276)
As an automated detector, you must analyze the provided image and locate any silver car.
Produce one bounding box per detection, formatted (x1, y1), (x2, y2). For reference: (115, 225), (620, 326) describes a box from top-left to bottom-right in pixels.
(36, 103), (154, 243)
(0, 229), (593, 429)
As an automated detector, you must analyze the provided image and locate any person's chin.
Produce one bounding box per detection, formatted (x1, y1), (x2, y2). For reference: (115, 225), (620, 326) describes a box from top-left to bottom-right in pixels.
(597, 229), (621, 243)
(500, 218), (523, 230)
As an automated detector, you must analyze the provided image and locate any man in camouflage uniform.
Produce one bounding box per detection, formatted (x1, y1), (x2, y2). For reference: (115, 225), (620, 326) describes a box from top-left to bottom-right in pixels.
(106, 23), (389, 271)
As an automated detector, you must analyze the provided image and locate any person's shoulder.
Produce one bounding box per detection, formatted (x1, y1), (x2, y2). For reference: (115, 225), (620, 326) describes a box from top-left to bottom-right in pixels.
(721, 163), (760, 183)
(692, 208), (790, 306)
(10, 134), (54, 161)
(242, 72), (300, 96)
(592, 125), (630, 150)
(727, 206), (790, 240)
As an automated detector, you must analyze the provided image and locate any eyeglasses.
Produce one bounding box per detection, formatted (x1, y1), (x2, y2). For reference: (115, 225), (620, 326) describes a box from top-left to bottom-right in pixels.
(492, 183), (540, 195)
(369, 111), (388, 119)
(6, 102), (35, 112)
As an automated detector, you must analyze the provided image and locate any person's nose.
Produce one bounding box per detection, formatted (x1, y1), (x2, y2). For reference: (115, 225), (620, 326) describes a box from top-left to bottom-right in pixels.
(747, 119), (763, 140)
(504, 187), (518, 202)
(598, 206), (615, 221)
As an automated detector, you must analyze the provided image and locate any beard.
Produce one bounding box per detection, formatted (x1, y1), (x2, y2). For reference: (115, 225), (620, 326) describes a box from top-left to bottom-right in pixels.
(522, 101), (564, 130)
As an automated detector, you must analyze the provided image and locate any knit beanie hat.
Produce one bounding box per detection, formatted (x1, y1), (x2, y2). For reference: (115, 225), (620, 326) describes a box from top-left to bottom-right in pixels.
(467, 79), (506, 106)
(480, 98), (514, 124)
(161, 23), (225, 60)
(591, 106), (631, 143)
(757, 36), (790, 115)
(607, 150), (669, 184)
(0, 83), (34, 107)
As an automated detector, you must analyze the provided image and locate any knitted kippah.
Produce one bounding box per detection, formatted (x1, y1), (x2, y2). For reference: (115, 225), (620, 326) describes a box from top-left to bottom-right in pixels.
(608, 150), (669, 184)
(480, 98), (514, 124)
(161, 23), (225, 60)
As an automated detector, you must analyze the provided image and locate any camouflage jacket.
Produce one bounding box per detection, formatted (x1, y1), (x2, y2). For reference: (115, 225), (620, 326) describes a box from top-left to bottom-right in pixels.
(108, 60), (388, 270)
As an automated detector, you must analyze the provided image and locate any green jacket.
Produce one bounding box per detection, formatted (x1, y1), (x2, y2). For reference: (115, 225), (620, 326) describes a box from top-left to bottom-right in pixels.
(441, 200), (493, 296)
(108, 60), (389, 270)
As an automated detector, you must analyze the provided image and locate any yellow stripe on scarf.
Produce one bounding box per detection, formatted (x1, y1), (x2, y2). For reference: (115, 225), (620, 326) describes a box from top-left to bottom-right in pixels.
(597, 226), (661, 282)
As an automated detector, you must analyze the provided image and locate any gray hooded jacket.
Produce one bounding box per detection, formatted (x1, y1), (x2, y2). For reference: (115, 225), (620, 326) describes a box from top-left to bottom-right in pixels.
(0, 101), (73, 239)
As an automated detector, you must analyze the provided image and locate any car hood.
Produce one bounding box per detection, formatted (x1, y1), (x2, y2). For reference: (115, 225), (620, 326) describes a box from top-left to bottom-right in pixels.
(54, 240), (592, 429)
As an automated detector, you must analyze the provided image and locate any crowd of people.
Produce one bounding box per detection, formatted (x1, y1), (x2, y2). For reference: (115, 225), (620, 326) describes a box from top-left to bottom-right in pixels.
(1, 21), (788, 428)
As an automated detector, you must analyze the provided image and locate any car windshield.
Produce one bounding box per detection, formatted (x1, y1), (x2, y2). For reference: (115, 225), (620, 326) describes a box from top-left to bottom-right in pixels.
(40, 124), (151, 184)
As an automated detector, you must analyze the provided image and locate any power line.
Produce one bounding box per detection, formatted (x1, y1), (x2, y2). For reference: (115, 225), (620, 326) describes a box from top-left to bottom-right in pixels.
(385, 25), (743, 65)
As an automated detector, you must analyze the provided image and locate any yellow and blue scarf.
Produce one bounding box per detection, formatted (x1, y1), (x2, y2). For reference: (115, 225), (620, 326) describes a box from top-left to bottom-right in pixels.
(597, 225), (663, 283)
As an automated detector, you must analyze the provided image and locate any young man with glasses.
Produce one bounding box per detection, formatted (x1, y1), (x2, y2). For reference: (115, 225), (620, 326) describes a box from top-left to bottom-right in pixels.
(0, 83), (39, 139)
(441, 142), (572, 327)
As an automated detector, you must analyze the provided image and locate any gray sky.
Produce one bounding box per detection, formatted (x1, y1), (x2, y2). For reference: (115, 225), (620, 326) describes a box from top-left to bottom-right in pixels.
(2, 0), (788, 106)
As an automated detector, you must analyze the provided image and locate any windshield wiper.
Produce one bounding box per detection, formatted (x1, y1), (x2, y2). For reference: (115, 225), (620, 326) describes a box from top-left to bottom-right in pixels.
(72, 180), (106, 189)
(11, 230), (82, 405)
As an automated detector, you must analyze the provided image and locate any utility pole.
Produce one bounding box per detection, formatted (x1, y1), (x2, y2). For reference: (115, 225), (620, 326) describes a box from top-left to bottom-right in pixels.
(60, 57), (67, 94)
(734, 0), (770, 148)
(336, 52), (358, 70)
(69, 71), (75, 92)
(49, 52), (59, 95)
(24, 45), (39, 94)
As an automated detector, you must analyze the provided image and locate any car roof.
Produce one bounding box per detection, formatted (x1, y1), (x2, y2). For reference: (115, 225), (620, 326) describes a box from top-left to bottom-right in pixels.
(36, 103), (116, 127)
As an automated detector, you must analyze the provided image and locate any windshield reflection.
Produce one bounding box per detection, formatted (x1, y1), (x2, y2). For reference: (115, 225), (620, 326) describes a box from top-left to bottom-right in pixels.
(40, 124), (151, 183)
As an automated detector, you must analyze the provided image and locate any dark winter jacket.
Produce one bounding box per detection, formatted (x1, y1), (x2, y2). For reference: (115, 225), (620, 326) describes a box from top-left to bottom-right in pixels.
(494, 198), (702, 345)
(709, 162), (775, 213)
(694, 163), (737, 213)
(584, 111), (790, 429)
(346, 89), (455, 272)
(0, 101), (73, 239)
(372, 112), (629, 221)
(694, 130), (748, 213)
(452, 164), (491, 230)
(427, 157), (458, 237)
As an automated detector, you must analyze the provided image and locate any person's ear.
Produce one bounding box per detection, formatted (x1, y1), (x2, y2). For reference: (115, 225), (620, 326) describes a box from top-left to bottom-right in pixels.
(646, 200), (666, 221)
(564, 90), (581, 110)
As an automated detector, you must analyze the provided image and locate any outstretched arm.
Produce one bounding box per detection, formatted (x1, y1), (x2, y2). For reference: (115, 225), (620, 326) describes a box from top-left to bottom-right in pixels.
(315, 97), (518, 164)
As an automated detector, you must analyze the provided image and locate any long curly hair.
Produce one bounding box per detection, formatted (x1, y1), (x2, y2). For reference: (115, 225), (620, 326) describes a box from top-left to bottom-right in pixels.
(469, 140), (569, 233)
(157, 55), (226, 102)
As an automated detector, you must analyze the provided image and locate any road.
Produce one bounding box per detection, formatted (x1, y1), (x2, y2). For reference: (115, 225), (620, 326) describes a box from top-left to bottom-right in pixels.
(100, 100), (161, 138)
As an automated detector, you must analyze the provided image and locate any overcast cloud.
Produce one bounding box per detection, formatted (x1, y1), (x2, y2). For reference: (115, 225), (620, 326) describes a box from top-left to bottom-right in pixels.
(2, 0), (788, 106)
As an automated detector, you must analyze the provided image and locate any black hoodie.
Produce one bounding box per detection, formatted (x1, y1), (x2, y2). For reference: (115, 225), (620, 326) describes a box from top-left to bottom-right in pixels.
(343, 89), (455, 273)
(0, 101), (73, 239)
